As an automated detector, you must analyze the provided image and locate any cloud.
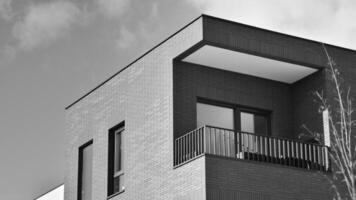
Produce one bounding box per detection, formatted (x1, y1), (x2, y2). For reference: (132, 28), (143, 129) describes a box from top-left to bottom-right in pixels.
(187, 0), (356, 50)
(114, 1), (160, 50)
(116, 26), (135, 49)
(12, 1), (81, 50)
(95, 0), (130, 18)
(0, 45), (16, 69)
(0, 0), (13, 20)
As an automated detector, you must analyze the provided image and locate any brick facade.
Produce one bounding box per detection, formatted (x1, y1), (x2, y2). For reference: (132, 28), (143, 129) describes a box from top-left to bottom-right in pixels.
(65, 15), (356, 200)
(205, 155), (331, 200)
(64, 18), (204, 200)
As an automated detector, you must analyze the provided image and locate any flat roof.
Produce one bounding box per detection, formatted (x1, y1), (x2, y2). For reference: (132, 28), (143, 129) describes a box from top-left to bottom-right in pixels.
(65, 14), (356, 110)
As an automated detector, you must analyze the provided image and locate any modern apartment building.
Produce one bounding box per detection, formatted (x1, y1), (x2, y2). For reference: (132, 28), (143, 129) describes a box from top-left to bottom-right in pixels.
(64, 15), (356, 200)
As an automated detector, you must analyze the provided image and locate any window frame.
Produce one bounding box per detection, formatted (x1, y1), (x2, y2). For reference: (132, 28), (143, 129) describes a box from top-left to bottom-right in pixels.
(108, 122), (125, 197)
(197, 97), (271, 136)
(78, 140), (93, 200)
(196, 101), (235, 130)
(114, 127), (124, 178)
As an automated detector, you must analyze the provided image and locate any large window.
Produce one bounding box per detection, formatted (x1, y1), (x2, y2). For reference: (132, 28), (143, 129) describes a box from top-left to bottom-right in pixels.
(240, 111), (269, 135)
(108, 122), (125, 197)
(197, 100), (270, 135)
(197, 102), (234, 130)
(78, 140), (93, 200)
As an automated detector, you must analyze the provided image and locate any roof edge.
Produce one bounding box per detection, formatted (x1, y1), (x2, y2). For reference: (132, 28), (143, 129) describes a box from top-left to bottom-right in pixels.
(65, 14), (203, 110)
(66, 14), (356, 110)
(202, 14), (356, 54)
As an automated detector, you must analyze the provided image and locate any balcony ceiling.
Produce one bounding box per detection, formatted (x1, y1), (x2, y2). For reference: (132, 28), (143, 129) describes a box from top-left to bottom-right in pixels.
(182, 45), (318, 84)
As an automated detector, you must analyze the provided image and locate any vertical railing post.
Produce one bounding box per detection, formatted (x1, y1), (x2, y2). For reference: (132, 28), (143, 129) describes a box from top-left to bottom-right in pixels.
(286, 140), (290, 166)
(282, 140), (285, 165)
(325, 147), (329, 171)
(234, 130), (238, 159)
(264, 137), (268, 162)
(260, 136), (263, 161)
(175, 139), (177, 165)
(296, 142), (299, 168)
(203, 126), (210, 153)
(300, 143), (304, 168)
(197, 128), (200, 155)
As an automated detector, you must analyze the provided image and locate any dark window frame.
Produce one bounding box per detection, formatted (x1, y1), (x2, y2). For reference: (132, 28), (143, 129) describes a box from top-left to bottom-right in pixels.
(108, 121), (125, 197)
(114, 127), (124, 177)
(78, 139), (93, 200)
(197, 97), (272, 136)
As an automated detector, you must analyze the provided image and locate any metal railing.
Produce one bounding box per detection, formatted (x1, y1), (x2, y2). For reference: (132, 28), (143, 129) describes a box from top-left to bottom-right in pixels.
(174, 125), (330, 171)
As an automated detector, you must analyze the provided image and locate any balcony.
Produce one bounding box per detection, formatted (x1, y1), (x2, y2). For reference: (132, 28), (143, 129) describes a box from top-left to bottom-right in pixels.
(174, 125), (330, 172)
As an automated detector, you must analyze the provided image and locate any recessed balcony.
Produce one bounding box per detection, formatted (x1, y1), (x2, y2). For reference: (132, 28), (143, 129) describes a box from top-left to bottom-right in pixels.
(174, 125), (330, 172)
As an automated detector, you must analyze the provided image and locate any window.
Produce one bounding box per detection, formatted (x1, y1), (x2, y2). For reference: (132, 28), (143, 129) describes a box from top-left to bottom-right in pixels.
(197, 100), (270, 155)
(196, 99), (270, 135)
(240, 111), (268, 135)
(197, 102), (234, 130)
(78, 140), (93, 200)
(108, 122), (125, 197)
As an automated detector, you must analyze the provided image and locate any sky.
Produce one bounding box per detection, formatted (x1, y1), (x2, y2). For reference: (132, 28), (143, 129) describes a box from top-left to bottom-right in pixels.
(1, 0), (356, 200)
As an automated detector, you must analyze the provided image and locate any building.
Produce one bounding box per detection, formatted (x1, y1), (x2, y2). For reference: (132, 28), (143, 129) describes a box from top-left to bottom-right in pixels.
(35, 184), (64, 200)
(64, 15), (356, 200)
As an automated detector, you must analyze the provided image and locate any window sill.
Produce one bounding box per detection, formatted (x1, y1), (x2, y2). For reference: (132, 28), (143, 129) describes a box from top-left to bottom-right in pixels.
(107, 190), (125, 199)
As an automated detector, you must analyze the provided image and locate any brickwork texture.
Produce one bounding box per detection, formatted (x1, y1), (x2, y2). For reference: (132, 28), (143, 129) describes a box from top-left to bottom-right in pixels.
(65, 15), (356, 200)
(65, 18), (205, 200)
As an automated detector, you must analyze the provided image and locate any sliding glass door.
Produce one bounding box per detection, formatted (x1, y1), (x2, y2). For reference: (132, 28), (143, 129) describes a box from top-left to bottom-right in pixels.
(196, 100), (270, 156)
(196, 100), (269, 134)
(240, 111), (269, 153)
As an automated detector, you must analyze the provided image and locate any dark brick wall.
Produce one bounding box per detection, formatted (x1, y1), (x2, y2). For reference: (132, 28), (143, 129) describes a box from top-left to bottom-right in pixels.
(201, 15), (356, 138)
(205, 155), (332, 200)
(197, 16), (356, 200)
(202, 16), (328, 69)
(321, 46), (356, 200)
(173, 61), (294, 139)
(292, 70), (326, 139)
(323, 45), (356, 119)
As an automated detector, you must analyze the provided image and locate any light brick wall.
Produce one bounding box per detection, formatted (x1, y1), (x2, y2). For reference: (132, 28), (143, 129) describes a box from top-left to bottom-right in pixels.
(64, 18), (204, 200)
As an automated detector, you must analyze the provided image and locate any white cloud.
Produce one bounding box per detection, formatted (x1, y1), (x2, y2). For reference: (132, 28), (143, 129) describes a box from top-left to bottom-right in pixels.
(0, 0), (13, 20)
(0, 45), (16, 69)
(116, 26), (135, 49)
(114, 2), (161, 51)
(95, 0), (129, 18)
(187, 0), (356, 50)
(12, 1), (81, 50)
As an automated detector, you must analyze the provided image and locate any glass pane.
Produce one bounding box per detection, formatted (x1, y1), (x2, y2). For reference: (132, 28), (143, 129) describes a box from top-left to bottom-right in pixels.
(113, 175), (124, 193)
(81, 144), (92, 200)
(240, 112), (254, 133)
(115, 131), (122, 173)
(254, 115), (268, 135)
(197, 103), (234, 130)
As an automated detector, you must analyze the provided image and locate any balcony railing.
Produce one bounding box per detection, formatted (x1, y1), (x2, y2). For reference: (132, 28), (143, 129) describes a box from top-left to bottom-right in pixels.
(174, 125), (330, 171)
